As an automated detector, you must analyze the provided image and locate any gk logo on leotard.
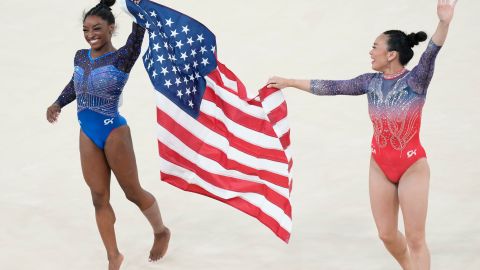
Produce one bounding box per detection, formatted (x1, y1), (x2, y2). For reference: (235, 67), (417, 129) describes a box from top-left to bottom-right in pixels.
(407, 149), (417, 158)
(104, 118), (114, 125)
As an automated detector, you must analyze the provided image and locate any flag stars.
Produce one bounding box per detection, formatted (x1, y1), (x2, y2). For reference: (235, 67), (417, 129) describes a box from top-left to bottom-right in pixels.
(187, 37), (194, 46)
(201, 58), (209, 66)
(164, 79), (172, 88)
(172, 66), (178, 74)
(150, 31), (157, 40)
(161, 67), (169, 76)
(157, 21), (162, 28)
(191, 49), (197, 57)
(180, 52), (188, 61)
(153, 43), (161, 52)
(200, 46), (207, 54)
(165, 18), (174, 27)
(183, 77), (189, 84)
(211, 45), (216, 53)
(175, 78), (182, 86)
(150, 10), (157, 17)
(192, 86), (197, 94)
(188, 100), (194, 108)
(193, 61), (199, 68)
(170, 29), (179, 38)
(175, 40), (184, 49)
(185, 88), (192, 95)
(177, 90), (183, 98)
(156, 55), (165, 64)
(182, 25), (190, 34)
(152, 70), (158, 78)
(189, 74), (195, 81)
(184, 64), (191, 72)
(197, 34), (205, 43)
(145, 21), (151, 29)
(138, 13), (144, 20)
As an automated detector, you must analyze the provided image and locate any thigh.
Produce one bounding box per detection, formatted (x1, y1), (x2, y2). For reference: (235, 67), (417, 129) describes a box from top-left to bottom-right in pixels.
(369, 157), (400, 234)
(398, 158), (430, 237)
(104, 126), (142, 190)
(80, 130), (112, 194)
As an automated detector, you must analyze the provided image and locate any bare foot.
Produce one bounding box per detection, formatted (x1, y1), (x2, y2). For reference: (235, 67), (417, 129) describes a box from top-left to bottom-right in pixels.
(149, 227), (171, 262)
(108, 253), (124, 270)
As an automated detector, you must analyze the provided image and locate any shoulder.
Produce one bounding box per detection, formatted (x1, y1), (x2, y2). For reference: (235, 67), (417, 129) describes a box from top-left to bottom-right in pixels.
(356, 72), (378, 83)
(73, 49), (88, 63)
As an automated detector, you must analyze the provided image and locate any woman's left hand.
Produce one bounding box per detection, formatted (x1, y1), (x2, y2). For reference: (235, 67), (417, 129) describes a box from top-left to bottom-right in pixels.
(437, 0), (458, 24)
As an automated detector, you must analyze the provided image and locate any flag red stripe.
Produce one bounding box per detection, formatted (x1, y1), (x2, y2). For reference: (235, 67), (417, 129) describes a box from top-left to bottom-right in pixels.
(258, 87), (281, 100)
(157, 141), (292, 217)
(156, 108), (290, 188)
(161, 172), (291, 243)
(279, 130), (291, 150)
(267, 101), (288, 127)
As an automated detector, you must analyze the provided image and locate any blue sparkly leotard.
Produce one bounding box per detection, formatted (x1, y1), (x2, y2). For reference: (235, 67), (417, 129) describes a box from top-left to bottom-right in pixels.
(310, 40), (441, 183)
(54, 23), (145, 149)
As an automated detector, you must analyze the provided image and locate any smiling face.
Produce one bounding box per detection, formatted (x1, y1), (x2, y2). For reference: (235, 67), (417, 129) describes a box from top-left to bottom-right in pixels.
(83, 15), (114, 51)
(369, 34), (398, 72)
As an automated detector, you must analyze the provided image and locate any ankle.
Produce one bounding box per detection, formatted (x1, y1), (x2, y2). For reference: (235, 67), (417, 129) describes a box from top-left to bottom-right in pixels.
(107, 251), (122, 261)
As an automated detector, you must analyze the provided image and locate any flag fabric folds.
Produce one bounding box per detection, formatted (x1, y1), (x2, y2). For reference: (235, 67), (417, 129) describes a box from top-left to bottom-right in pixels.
(120, 0), (293, 242)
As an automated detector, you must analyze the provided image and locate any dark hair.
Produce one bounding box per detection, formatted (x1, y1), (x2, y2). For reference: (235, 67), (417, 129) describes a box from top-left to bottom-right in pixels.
(383, 30), (428, 65)
(83, 0), (116, 24)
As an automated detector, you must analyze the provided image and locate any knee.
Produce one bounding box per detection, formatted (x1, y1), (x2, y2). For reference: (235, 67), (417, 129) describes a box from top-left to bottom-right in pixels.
(406, 233), (427, 252)
(91, 190), (110, 209)
(378, 230), (398, 245)
(123, 186), (144, 204)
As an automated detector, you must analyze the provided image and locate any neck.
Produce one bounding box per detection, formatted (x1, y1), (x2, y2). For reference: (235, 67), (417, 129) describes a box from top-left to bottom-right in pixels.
(91, 42), (115, 57)
(382, 63), (406, 79)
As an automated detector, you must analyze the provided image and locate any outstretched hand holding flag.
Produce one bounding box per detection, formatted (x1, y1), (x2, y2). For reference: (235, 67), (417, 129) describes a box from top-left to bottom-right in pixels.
(120, 0), (294, 242)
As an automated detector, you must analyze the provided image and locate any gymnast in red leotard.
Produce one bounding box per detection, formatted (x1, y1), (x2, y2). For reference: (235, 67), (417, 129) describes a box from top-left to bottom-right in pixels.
(267, 1), (458, 269)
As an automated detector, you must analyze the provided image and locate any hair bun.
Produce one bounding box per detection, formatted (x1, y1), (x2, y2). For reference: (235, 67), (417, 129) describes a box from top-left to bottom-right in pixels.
(407, 31), (428, 47)
(100, 0), (116, 8)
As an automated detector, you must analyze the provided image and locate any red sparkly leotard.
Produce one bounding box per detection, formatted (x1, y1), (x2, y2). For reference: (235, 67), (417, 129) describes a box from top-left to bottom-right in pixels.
(311, 40), (441, 183)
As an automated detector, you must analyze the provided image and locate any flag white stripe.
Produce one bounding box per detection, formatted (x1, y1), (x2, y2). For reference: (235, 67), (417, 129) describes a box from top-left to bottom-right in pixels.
(273, 117), (290, 139)
(158, 156), (293, 231)
(217, 67), (239, 92)
(262, 91), (286, 115)
(284, 146), (293, 162)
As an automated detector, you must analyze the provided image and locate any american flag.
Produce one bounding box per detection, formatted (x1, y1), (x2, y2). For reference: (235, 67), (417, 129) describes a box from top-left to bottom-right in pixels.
(120, 0), (293, 242)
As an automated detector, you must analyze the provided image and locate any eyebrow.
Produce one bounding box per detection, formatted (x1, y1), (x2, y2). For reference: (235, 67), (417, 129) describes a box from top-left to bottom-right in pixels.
(83, 23), (102, 28)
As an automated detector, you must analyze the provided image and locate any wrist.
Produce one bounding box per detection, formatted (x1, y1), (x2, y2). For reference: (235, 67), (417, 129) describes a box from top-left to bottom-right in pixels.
(438, 20), (451, 27)
(288, 79), (296, 88)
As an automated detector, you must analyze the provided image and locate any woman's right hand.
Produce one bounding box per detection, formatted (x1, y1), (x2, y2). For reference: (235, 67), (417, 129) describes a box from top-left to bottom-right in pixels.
(267, 76), (292, 90)
(46, 103), (61, 123)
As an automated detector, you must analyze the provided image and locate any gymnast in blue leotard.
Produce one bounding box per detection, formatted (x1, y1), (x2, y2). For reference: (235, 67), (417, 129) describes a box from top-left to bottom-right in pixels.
(46, 1), (170, 269)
